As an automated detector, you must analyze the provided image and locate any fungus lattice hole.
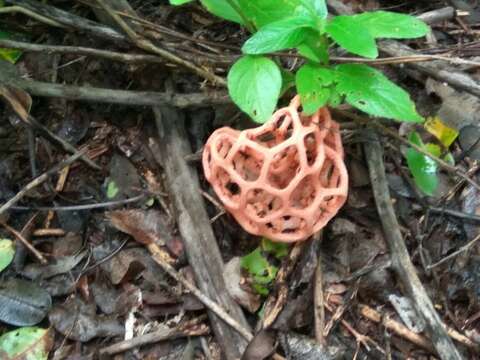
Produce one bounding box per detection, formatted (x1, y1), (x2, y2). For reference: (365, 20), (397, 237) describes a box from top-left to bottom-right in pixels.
(216, 168), (241, 200)
(279, 215), (305, 234)
(319, 158), (340, 189)
(304, 133), (318, 166)
(268, 145), (300, 189)
(253, 114), (293, 148)
(290, 175), (317, 209)
(232, 147), (264, 182)
(246, 188), (283, 219)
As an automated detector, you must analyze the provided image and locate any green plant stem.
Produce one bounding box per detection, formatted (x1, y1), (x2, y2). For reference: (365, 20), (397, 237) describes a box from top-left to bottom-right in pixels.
(224, 0), (256, 33)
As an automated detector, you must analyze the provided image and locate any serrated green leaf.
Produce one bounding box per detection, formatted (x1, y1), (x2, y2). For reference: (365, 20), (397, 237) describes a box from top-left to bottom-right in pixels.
(406, 132), (438, 195)
(228, 55), (281, 123)
(242, 17), (315, 54)
(0, 327), (52, 360)
(326, 16), (378, 58)
(239, 0), (302, 28)
(0, 239), (14, 273)
(352, 11), (429, 39)
(200, 0), (244, 24)
(296, 63), (335, 114)
(169, 0), (193, 5)
(297, 30), (329, 64)
(335, 64), (423, 122)
(0, 31), (22, 64)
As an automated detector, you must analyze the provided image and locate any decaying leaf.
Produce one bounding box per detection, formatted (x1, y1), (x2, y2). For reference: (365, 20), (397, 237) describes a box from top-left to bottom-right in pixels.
(49, 296), (124, 342)
(0, 327), (53, 360)
(0, 278), (51, 326)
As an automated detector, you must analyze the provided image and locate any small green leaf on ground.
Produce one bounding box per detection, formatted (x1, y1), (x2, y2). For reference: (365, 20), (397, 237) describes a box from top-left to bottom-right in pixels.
(352, 11), (429, 39)
(242, 17), (315, 55)
(406, 132), (439, 196)
(326, 16), (378, 58)
(0, 327), (52, 360)
(0, 31), (22, 64)
(106, 180), (119, 199)
(335, 64), (423, 122)
(228, 55), (281, 123)
(200, 0), (244, 24)
(296, 63), (335, 114)
(241, 248), (278, 296)
(0, 239), (14, 273)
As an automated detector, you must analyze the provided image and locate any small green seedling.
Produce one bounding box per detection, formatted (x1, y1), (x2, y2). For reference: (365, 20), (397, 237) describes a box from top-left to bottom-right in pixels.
(240, 238), (289, 295)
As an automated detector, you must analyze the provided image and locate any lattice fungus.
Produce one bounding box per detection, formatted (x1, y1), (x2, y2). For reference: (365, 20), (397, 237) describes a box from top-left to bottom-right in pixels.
(203, 96), (348, 242)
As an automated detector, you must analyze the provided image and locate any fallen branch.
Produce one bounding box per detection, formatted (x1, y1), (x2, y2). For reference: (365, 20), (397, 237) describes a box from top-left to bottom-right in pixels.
(359, 304), (479, 352)
(152, 106), (250, 360)
(99, 318), (210, 355)
(364, 129), (463, 360)
(0, 220), (47, 264)
(3, 77), (229, 108)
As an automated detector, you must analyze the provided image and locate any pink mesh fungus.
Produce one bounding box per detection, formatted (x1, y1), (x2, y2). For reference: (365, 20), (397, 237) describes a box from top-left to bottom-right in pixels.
(202, 96), (348, 243)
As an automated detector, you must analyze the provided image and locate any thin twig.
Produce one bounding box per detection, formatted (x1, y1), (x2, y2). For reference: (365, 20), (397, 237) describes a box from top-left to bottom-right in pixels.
(95, 0), (226, 86)
(429, 207), (480, 223)
(11, 193), (146, 211)
(0, 150), (86, 216)
(0, 5), (64, 27)
(0, 220), (47, 264)
(359, 304), (479, 351)
(427, 233), (480, 270)
(0, 39), (166, 64)
(146, 242), (253, 341)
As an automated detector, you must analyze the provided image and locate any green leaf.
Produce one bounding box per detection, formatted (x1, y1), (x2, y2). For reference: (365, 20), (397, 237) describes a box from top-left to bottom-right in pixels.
(280, 69), (296, 95)
(0, 31), (22, 64)
(242, 17), (315, 54)
(106, 180), (119, 199)
(296, 63), (335, 114)
(296, 0), (328, 19)
(0, 327), (52, 360)
(0, 239), (14, 273)
(352, 11), (429, 39)
(297, 30), (329, 64)
(200, 0), (244, 24)
(240, 248), (278, 295)
(335, 64), (423, 122)
(228, 55), (281, 123)
(239, 0), (301, 28)
(406, 132), (439, 196)
(326, 16), (378, 58)
(169, 0), (193, 5)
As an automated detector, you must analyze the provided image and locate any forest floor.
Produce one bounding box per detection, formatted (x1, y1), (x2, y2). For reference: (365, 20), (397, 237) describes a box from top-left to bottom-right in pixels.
(1, 0), (480, 359)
